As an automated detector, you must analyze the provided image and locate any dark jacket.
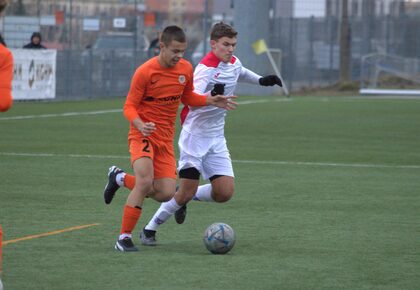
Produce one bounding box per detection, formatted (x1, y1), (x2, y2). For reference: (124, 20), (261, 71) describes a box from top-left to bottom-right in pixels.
(0, 33), (6, 46)
(23, 32), (46, 49)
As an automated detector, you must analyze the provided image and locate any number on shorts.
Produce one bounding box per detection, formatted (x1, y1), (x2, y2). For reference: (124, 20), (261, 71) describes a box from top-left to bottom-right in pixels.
(142, 139), (151, 152)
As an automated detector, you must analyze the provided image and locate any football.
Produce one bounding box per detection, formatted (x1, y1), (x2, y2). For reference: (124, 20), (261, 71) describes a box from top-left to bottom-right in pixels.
(203, 222), (235, 254)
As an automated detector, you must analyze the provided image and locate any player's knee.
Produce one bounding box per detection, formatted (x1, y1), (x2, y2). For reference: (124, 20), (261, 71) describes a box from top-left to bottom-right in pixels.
(210, 176), (234, 203)
(179, 167), (200, 180)
(213, 190), (234, 203)
(134, 176), (153, 193)
(178, 167), (200, 203)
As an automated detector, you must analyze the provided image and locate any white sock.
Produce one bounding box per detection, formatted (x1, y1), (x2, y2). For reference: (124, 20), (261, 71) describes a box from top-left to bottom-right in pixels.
(193, 184), (214, 202)
(116, 172), (126, 187)
(119, 233), (132, 240)
(144, 198), (182, 231)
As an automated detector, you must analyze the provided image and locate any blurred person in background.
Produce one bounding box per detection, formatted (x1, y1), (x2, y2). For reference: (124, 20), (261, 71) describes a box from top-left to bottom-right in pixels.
(23, 32), (46, 49)
(0, 0), (13, 112)
(148, 31), (161, 58)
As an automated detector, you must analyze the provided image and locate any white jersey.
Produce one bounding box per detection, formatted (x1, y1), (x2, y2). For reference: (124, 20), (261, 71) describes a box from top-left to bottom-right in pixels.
(180, 51), (261, 137)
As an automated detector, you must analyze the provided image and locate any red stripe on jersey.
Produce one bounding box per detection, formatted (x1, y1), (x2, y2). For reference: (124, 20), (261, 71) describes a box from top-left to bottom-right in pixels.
(199, 51), (221, 68)
(180, 105), (190, 125)
(200, 51), (237, 67)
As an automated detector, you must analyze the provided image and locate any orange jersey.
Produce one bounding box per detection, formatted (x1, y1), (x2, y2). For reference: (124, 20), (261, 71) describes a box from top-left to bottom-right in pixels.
(124, 57), (207, 144)
(0, 43), (13, 112)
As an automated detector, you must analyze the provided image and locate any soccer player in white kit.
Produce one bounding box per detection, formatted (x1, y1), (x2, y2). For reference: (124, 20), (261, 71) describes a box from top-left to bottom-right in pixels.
(138, 22), (283, 245)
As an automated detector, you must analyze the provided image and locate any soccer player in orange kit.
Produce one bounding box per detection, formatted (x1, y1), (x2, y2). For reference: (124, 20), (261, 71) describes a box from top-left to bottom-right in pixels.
(113, 25), (237, 252)
(0, 0), (13, 113)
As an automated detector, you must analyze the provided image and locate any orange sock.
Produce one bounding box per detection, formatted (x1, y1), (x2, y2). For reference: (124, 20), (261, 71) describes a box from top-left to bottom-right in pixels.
(120, 205), (142, 234)
(124, 174), (135, 190)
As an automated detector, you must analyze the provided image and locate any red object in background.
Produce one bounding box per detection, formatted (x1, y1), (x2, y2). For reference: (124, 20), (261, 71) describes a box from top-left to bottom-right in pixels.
(144, 12), (156, 27)
(55, 10), (64, 25)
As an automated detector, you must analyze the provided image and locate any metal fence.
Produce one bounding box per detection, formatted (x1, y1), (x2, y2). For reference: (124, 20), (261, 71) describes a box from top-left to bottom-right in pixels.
(54, 48), (199, 100)
(3, 1), (420, 99)
(52, 15), (419, 99)
(56, 49), (146, 99)
(271, 15), (420, 91)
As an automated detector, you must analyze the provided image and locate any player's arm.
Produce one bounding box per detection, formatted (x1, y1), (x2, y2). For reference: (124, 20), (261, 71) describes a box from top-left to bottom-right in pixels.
(239, 66), (282, 87)
(259, 75), (282, 87)
(192, 64), (225, 97)
(0, 49), (13, 112)
(182, 63), (237, 110)
(192, 64), (214, 97)
(183, 90), (237, 111)
(123, 68), (156, 136)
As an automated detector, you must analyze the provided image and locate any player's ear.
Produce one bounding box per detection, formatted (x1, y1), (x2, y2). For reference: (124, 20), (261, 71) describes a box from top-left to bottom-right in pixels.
(210, 39), (217, 49)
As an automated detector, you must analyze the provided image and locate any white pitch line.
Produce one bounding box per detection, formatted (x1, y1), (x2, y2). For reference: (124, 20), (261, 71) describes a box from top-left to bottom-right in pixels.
(0, 99), (290, 121)
(0, 152), (129, 159)
(237, 98), (291, 105)
(1, 152), (419, 170)
(1, 96), (419, 121)
(0, 109), (122, 121)
(233, 159), (420, 169)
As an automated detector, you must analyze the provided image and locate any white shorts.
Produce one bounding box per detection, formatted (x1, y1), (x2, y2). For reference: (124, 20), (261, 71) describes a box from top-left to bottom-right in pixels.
(178, 130), (234, 180)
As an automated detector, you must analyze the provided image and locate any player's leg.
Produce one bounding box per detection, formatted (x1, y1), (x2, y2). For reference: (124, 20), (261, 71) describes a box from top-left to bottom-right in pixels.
(104, 142), (177, 202)
(140, 168), (200, 245)
(207, 175), (235, 202)
(192, 136), (235, 202)
(172, 170), (201, 224)
(115, 138), (154, 252)
(139, 143), (181, 245)
(103, 166), (124, 204)
(174, 175), (234, 224)
(174, 138), (235, 223)
(115, 157), (153, 251)
(173, 130), (211, 224)
(103, 166), (138, 204)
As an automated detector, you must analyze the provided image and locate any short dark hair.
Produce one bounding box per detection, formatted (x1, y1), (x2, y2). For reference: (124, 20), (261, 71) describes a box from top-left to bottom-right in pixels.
(160, 26), (186, 46)
(210, 22), (238, 41)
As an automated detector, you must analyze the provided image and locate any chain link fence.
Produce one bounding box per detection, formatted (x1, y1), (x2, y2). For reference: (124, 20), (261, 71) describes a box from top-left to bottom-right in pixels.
(2, 0), (419, 98)
(270, 14), (420, 91)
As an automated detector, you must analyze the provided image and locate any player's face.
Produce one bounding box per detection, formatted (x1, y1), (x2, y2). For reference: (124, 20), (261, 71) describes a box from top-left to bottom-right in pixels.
(211, 36), (237, 63)
(159, 40), (187, 68)
(32, 36), (41, 45)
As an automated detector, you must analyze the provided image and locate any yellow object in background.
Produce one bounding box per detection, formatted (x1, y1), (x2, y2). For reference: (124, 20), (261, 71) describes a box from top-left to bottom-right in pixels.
(252, 39), (268, 55)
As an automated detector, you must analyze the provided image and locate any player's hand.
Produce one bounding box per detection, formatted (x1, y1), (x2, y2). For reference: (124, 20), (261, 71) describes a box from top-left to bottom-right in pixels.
(133, 118), (156, 136)
(259, 75), (282, 87)
(211, 83), (225, 96)
(208, 95), (237, 111)
(140, 122), (156, 136)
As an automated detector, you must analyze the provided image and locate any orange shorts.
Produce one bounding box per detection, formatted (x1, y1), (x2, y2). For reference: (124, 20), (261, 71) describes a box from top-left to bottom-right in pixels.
(129, 137), (177, 179)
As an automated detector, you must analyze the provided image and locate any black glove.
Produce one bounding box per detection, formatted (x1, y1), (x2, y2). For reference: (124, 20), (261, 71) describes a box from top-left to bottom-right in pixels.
(259, 75), (282, 87)
(211, 83), (225, 96)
